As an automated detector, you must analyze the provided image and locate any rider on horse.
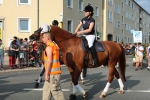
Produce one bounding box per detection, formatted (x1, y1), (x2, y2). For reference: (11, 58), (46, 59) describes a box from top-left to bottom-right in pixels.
(75, 5), (99, 66)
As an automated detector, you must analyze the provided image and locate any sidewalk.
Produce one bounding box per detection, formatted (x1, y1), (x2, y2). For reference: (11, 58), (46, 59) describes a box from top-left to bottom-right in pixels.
(0, 55), (66, 73)
(0, 55), (40, 73)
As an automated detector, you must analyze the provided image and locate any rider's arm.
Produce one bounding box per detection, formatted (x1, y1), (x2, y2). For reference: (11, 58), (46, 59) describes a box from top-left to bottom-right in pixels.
(74, 21), (82, 34)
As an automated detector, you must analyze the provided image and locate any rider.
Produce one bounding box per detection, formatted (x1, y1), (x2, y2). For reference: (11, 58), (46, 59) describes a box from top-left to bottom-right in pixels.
(52, 20), (59, 26)
(74, 5), (98, 66)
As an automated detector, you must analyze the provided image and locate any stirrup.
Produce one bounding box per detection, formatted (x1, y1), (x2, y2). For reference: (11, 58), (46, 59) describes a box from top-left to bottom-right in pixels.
(90, 61), (98, 66)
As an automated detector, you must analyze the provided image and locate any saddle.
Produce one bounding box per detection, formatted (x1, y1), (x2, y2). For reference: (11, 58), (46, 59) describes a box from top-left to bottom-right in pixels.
(80, 36), (105, 78)
(81, 36), (105, 52)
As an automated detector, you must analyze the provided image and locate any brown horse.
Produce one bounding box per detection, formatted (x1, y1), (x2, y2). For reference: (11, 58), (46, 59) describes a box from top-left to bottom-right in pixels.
(30, 26), (126, 99)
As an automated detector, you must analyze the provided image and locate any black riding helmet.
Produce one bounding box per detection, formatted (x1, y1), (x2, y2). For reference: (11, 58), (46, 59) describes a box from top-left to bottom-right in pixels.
(84, 5), (93, 12)
(52, 20), (59, 26)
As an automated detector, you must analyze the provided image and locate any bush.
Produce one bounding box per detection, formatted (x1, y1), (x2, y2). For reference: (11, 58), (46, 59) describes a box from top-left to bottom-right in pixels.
(143, 43), (149, 61)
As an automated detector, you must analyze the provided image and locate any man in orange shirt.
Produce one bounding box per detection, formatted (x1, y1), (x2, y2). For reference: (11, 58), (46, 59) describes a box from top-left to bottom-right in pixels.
(42, 32), (65, 100)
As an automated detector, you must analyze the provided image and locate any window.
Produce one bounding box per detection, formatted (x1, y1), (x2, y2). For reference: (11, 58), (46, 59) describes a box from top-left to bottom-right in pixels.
(18, 18), (30, 32)
(125, 0), (128, 5)
(125, 24), (128, 30)
(132, 15), (134, 20)
(115, 5), (120, 14)
(78, 0), (83, 11)
(108, 10), (113, 22)
(115, 20), (120, 28)
(67, 0), (73, 8)
(122, 2), (124, 11)
(125, 11), (128, 18)
(18, 0), (30, 5)
(116, 36), (120, 42)
(122, 16), (124, 24)
(67, 19), (73, 33)
(95, 6), (99, 16)
(0, 0), (3, 4)
(108, 0), (113, 6)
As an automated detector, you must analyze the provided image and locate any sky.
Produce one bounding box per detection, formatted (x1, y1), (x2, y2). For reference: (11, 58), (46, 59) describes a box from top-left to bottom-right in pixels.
(135, 0), (150, 14)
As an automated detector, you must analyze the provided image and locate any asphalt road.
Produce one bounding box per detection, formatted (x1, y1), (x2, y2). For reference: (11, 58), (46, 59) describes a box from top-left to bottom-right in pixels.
(0, 56), (150, 100)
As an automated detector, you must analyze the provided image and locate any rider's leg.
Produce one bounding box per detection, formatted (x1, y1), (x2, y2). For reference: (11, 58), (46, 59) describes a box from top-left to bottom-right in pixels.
(83, 35), (98, 66)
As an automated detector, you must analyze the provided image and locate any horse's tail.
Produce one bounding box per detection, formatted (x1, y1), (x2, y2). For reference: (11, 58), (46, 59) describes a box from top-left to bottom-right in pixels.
(118, 44), (126, 82)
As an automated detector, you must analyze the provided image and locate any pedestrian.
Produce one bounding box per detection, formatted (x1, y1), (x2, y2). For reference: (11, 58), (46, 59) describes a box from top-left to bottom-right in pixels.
(24, 38), (29, 67)
(35, 20), (60, 87)
(8, 40), (19, 69)
(42, 32), (65, 100)
(0, 39), (6, 69)
(146, 44), (150, 70)
(18, 38), (26, 69)
(29, 47), (37, 67)
(74, 5), (98, 66)
(135, 42), (144, 71)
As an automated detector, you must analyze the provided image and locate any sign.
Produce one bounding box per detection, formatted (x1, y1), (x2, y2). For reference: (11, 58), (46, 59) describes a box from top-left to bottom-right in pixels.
(0, 22), (2, 39)
(133, 31), (142, 43)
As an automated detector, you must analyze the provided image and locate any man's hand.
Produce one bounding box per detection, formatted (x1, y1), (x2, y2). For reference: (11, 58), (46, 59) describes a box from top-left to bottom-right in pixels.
(44, 74), (49, 81)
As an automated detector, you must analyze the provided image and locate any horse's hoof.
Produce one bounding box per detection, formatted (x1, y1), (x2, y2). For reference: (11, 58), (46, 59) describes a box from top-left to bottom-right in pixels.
(118, 90), (124, 94)
(82, 91), (88, 99)
(99, 94), (105, 98)
(34, 83), (39, 88)
(81, 81), (85, 84)
(68, 94), (76, 100)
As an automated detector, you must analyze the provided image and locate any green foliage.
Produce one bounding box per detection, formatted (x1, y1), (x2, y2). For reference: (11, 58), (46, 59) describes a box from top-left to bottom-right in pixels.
(143, 43), (149, 61)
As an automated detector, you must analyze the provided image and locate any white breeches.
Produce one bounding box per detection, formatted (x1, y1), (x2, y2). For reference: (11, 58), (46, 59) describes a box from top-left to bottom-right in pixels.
(83, 35), (95, 48)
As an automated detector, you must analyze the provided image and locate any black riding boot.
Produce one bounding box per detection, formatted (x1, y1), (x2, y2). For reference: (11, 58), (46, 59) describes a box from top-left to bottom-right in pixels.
(90, 46), (99, 66)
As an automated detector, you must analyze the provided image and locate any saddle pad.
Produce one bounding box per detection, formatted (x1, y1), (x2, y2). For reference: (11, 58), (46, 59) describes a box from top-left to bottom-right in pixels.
(81, 39), (105, 52)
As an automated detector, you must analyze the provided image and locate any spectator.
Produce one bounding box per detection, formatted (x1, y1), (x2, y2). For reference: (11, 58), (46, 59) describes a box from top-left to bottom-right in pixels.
(29, 47), (37, 67)
(0, 39), (6, 69)
(24, 38), (29, 67)
(18, 38), (26, 69)
(146, 44), (150, 70)
(135, 42), (144, 71)
(8, 40), (19, 69)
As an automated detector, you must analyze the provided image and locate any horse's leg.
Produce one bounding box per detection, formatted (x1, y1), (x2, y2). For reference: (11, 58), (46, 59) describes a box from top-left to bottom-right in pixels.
(69, 67), (88, 100)
(34, 65), (45, 88)
(100, 61), (116, 98)
(80, 71), (85, 84)
(114, 68), (124, 94)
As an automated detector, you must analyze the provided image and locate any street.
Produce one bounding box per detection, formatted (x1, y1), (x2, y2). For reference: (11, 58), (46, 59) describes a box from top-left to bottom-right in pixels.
(0, 56), (150, 100)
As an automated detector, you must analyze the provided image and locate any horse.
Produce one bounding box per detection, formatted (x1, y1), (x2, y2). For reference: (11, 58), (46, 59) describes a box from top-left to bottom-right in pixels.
(30, 28), (87, 88)
(29, 25), (126, 99)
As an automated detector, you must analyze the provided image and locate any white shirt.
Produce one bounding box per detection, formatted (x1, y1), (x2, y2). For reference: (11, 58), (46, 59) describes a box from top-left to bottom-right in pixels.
(135, 46), (144, 56)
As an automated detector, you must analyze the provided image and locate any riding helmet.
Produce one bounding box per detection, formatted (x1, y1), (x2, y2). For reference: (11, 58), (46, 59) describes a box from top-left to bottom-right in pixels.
(52, 20), (59, 26)
(84, 5), (94, 12)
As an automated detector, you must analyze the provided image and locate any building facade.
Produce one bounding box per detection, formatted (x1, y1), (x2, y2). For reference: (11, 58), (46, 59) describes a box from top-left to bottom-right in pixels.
(103, 0), (150, 43)
(0, 0), (149, 47)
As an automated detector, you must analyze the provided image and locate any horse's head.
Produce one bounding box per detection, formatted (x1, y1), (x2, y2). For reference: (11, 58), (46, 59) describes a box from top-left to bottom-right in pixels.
(29, 27), (43, 41)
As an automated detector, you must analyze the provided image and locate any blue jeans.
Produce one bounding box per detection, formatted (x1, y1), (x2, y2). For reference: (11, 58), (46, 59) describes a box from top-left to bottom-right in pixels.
(0, 54), (4, 65)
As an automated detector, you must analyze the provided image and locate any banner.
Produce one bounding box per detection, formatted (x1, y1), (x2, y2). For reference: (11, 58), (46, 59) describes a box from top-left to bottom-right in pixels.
(133, 31), (142, 43)
(0, 22), (2, 39)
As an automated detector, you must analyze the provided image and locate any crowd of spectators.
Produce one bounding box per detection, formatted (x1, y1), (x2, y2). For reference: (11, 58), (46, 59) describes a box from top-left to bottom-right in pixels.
(7, 36), (40, 69)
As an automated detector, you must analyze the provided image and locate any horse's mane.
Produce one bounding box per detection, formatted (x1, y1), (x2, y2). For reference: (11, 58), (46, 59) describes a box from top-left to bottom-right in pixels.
(51, 26), (75, 38)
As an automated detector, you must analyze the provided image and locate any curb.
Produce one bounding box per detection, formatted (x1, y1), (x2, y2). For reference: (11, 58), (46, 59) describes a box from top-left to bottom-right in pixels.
(0, 67), (40, 73)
